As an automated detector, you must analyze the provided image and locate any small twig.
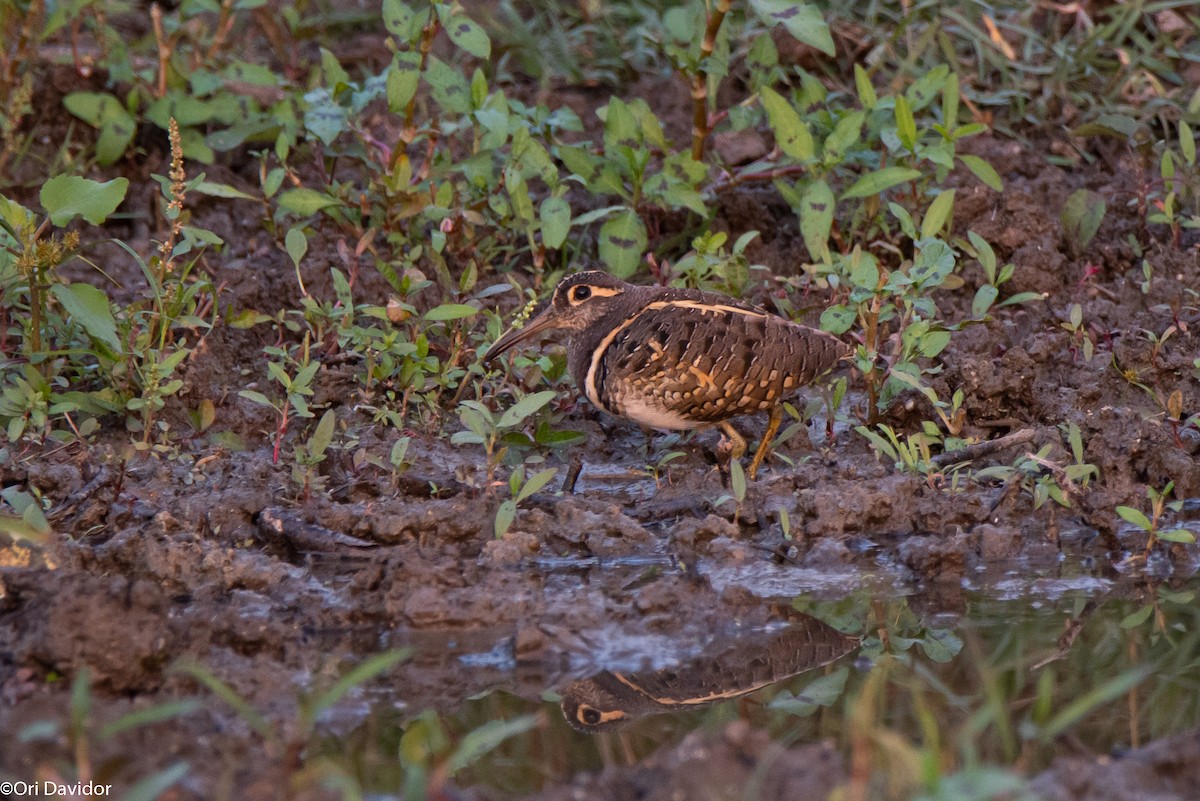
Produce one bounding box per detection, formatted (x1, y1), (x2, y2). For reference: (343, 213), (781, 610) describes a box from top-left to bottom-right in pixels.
(931, 427), (1037, 467)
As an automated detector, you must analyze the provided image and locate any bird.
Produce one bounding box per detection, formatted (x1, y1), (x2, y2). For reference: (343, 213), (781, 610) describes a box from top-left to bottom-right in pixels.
(482, 271), (850, 479)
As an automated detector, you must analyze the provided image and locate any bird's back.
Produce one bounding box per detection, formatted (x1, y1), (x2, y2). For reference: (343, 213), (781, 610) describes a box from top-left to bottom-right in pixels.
(576, 289), (847, 430)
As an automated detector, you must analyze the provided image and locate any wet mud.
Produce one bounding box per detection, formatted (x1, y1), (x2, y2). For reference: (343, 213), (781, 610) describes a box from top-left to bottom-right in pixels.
(2, 49), (1200, 801)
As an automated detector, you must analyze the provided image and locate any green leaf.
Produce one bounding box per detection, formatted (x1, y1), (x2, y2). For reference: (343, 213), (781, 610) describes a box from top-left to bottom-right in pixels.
(841, 166), (920, 199)
(603, 97), (640, 154)
(1039, 666), (1151, 740)
(919, 629), (962, 662)
(1157, 528), (1196, 544)
(1119, 605), (1154, 629)
(122, 761), (190, 801)
(972, 284), (999, 317)
(387, 51), (421, 112)
(497, 390), (557, 429)
(194, 181), (255, 200)
(1061, 189), (1106, 250)
(494, 499), (516, 538)
(278, 188), (341, 216)
(822, 110), (864, 163)
(799, 179), (834, 261)
(920, 189), (955, 240)
(424, 303), (478, 321)
(50, 283), (121, 352)
(820, 304), (855, 334)
(382, 0), (422, 40)
(747, 0), (834, 55)
(598, 209), (647, 279)
(1116, 506), (1152, 532)
(540, 196), (571, 249)
(516, 467), (558, 503)
(309, 409), (336, 456)
(285, 226), (307, 268)
(761, 87), (813, 161)
(40, 175), (129, 226)
(63, 92), (136, 165)
(853, 64), (876, 109)
(447, 715), (539, 774)
(100, 700), (201, 741)
(424, 56), (471, 115)
(894, 94), (917, 151)
(1181, 121), (1196, 166)
(959, 154), (1003, 191)
(910, 240), (955, 288)
(307, 649), (412, 719)
(444, 13), (490, 58)
(769, 667), (848, 716)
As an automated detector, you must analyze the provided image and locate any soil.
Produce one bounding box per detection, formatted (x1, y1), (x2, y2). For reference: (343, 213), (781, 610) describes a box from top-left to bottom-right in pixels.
(3, 21), (1200, 801)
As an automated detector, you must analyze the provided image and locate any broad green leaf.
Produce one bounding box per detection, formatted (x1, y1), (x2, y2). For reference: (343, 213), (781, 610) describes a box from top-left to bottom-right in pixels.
(278, 188), (341, 216)
(285, 226), (307, 268)
(920, 189), (955, 240)
(841, 167), (921, 200)
(822, 110), (864, 163)
(1120, 605), (1154, 629)
(387, 52), (421, 112)
(1158, 528), (1196, 544)
(603, 97), (640, 155)
(910, 240), (955, 288)
(1181, 121), (1195, 166)
(40, 175), (129, 226)
(972, 284), (999, 317)
(63, 92), (136, 165)
(1061, 189), (1105, 249)
(1116, 506), (1152, 531)
(50, 283), (120, 352)
(540, 196), (571, 249)
(959, 154), (1003, 191)
(516, 467), (558, 503)
(747, 0), (834, 55)
(444, 13), (490, 58)
(598, 209), (647, 279)
(494, 500), (516, 538)
(761, 86), (813, 161)
(799, 179), (834, 261)
(497, 390), (557, 428)
(820, 304), (855, 334)
(425, 56), (471, 115)
(425, 304), (478, 321)
(769, 668), (848, 716)
(382, 0), (422, 40)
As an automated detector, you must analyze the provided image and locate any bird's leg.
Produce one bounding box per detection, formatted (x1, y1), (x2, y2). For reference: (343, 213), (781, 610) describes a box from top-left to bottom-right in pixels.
(718, 421), (747, 474)
(747, 406), (783, 480)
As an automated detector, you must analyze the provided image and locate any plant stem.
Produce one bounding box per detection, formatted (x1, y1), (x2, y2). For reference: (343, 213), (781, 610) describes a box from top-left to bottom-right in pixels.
(690, 0), (732, 161)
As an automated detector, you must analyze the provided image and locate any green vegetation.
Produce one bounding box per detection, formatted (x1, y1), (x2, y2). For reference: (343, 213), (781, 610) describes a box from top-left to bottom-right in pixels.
(1, 0), (1198, 797)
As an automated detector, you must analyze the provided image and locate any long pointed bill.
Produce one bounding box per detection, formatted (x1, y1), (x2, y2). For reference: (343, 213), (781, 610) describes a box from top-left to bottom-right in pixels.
(482, 308), (562, 363)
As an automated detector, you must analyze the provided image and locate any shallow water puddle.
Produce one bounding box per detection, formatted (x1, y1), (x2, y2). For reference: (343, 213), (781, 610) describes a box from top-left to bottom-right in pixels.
(306, 571), (1200, 798)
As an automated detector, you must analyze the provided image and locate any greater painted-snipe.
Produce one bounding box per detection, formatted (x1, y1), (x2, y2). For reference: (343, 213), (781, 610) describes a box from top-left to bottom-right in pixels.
(483, 271), (849, 479)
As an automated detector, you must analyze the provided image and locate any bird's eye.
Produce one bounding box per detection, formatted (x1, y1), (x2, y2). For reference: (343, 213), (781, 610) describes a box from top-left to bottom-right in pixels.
(571, 285), (592, 302)
(580, 706), (602, 725)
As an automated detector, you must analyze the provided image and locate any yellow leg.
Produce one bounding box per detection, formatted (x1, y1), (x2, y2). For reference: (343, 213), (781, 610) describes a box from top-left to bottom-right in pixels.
(718, 421), (747, 473)
(747, 406), (783, 480)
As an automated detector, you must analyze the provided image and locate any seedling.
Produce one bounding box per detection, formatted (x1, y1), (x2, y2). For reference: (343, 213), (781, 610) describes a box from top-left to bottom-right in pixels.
(1116, 482), (1195, 559)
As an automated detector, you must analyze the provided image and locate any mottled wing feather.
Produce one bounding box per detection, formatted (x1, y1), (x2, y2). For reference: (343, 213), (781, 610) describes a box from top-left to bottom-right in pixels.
(597, 302), (844, 428)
